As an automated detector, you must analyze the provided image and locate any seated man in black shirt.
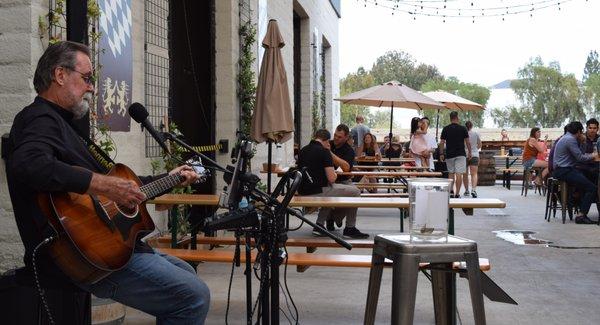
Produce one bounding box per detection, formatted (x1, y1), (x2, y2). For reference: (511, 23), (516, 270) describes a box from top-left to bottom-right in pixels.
(326, 124), (359, 230)
(6, 41), (209, 323)
(297, 129), (368, 239)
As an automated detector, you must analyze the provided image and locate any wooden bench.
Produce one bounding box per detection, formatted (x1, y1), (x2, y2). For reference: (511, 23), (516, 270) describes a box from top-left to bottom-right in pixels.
(158, 247), (491, 272)
(152, 235), (374, 253)
(354, 183), (406, 189)
(360, 192), (407, 198)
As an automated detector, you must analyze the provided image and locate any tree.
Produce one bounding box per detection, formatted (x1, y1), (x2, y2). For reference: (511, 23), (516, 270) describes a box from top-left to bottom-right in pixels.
(370, 50), (443, 89)
(583, 50), (600, 82)
(583, 73), (600, 117)
(420, 77), (490, 128)
(489, 105), (536, 128)
(339, 67), (375, 126)
(368, 110), (399, 130)
(510, 57), (584, 128)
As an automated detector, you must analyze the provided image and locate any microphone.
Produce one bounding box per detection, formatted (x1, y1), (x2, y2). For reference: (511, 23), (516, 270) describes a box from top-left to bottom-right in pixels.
(128, 102), (170, 154)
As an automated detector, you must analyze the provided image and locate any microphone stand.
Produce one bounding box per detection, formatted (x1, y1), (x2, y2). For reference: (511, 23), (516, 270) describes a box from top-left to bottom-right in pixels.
(160, 133), (352, 324)
(161, 131), (231, 175)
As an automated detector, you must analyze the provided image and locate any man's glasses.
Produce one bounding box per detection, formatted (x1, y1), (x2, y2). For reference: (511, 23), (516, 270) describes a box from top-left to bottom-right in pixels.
(64, 67), (96, 85)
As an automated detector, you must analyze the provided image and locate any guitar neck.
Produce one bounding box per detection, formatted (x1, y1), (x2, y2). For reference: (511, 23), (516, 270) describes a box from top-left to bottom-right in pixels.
(140, 173), (185, 200)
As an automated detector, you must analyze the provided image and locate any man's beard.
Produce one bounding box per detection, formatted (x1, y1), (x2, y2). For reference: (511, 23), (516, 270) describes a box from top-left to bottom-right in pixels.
(72, 92), (92, 119)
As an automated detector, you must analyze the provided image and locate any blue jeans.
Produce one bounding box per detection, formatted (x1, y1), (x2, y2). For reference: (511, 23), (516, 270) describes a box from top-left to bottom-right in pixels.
(553, 167), (598, 215)
(78, 250), (210, 325)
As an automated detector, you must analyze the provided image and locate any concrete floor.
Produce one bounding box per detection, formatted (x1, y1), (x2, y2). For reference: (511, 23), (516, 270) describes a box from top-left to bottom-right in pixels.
(124, 183), (600, 324)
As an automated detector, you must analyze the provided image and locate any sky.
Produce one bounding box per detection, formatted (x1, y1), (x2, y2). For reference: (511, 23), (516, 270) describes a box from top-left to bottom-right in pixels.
(339, 0), (600, 87)
(338, 0), (600, 128)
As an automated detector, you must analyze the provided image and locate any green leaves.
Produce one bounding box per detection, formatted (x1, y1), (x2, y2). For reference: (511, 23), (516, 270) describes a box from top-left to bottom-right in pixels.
(509, 57), (584, 128)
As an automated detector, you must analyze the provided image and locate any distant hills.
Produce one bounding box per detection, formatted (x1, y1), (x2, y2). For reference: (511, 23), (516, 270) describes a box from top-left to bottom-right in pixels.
(489, 79), (516, 89)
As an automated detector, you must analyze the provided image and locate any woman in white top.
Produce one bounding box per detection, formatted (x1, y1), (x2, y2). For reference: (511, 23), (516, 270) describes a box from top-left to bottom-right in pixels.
(464, 121), (482, 198)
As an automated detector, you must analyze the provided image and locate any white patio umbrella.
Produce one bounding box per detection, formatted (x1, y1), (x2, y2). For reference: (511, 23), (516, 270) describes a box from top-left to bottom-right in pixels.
(335, 81), (445, 142)
(423, 90), (485, 139)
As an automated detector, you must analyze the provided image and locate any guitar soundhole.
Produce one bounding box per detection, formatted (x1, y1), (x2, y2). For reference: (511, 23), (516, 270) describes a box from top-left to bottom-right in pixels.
(118, 205), (139, 218)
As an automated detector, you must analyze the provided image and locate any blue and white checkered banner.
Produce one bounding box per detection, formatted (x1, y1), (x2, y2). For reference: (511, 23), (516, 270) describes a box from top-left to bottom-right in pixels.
(97, 0), (133, 132)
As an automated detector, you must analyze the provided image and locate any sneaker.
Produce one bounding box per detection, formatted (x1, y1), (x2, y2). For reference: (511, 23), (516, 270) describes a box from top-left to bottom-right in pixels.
(335, 216), (344, 228)
(326, 219), (335, 231)
(575, 215), (594, 224)
(471, 190), (478, 198)
(343, 227), (370, 239)
(453, 193), (460, 198)
(312, 224), (327, 236)
(464, 191), (470, 197)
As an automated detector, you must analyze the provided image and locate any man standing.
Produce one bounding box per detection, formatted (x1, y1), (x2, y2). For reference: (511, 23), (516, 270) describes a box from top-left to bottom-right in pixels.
(6, 41), (209, 323)
(350, 115), (370, 150)
(439, 112), (471, 197)
(297, 129), (369, 239)
(552, 121), (598, 224)
(328, 124), (358, 230)
(576, 118), (599, 185)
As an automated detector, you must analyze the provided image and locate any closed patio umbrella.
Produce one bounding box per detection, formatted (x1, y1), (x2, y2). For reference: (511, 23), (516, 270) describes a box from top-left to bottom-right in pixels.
(250, 19), (294, 193)
(335, 81), (445, 143)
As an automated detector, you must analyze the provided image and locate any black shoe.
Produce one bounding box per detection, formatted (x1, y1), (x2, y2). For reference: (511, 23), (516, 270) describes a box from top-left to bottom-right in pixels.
(335, 217), (343, 228)
(575, 216), (594, 224)
(471, 191), (478, 198)
(312, 224), (326, 236)
(326, 219), (335, 231)
(343, 227), (369, 239)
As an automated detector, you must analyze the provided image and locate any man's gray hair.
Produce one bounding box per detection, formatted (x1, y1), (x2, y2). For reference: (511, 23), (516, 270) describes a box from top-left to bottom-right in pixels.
(33, 41), (91, 94)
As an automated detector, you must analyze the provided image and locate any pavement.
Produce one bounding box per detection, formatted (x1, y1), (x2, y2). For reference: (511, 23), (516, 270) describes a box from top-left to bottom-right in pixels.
(124, 182), (600, 324)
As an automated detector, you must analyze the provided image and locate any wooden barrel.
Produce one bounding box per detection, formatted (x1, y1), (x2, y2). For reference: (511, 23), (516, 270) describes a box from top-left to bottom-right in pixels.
(477, 150), (496, 186)
(92, 295), (126, 325)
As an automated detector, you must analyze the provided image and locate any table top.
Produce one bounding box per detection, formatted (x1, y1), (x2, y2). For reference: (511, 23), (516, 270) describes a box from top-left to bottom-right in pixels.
(352, 165), (429, 171)
(149, 194), (506, 209)
(493, 155), (522, 159)
(337, 171), (442, 177)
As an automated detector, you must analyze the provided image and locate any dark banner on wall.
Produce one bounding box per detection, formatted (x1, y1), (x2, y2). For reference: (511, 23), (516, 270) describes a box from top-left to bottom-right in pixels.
(97, 0), (133, 132)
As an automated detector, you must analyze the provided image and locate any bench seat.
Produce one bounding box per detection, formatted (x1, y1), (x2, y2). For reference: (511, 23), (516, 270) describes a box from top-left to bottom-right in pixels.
(158, 248), (490, 271)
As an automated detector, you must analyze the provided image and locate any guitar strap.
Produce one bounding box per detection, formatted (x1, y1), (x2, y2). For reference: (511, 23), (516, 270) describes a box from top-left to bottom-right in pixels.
(68, 121), (116, 174)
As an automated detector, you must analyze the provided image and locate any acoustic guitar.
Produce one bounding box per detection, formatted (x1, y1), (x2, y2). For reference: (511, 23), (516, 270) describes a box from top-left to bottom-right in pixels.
(37, 163), (195, 284)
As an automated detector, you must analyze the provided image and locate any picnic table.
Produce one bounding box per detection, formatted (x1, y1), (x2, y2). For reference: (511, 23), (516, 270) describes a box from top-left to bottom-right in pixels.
(149, 194), (505, 246)
(495, 155), (523, 189)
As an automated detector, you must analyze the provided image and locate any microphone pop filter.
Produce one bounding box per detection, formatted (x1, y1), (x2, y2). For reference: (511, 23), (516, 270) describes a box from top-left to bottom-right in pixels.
(128, 102), (149, 123)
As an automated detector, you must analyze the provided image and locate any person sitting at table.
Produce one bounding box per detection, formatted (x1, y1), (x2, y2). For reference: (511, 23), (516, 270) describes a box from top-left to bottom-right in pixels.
(383, 136), (402, 159)
(380, 135), (390, 156)
(522, 127), (549, 186)
(297, 129), (369, 239)
(357, 133), (381, 190)
(501, 129), (510, 142)
(552, 121), (598, 224)
(575, 118), (599, 185)
(327, 124), (360, 231)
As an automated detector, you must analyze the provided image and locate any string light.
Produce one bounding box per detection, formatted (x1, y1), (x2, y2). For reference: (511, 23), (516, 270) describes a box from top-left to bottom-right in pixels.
(359, 0), (582, 20)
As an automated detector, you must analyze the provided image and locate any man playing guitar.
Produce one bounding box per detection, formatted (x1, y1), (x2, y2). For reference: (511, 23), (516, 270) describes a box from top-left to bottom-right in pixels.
(6, 41), (209, 324)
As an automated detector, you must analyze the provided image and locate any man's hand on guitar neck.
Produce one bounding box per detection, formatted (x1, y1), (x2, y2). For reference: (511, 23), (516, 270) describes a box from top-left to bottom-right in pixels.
(169, 165), (200, 186)
(87, 173), (146, 209)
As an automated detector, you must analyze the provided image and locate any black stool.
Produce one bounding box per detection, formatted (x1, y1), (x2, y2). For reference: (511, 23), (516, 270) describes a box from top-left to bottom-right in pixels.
(0, 267), (91, 325)
(364, 234), (485, 325)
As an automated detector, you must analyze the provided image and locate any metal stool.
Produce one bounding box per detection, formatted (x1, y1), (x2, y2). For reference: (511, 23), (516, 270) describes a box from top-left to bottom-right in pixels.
(364, 234), (485, 325)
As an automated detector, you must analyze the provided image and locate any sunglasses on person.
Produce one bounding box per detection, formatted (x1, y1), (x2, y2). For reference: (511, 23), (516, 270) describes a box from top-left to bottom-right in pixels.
(64, 67), (96, 85)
